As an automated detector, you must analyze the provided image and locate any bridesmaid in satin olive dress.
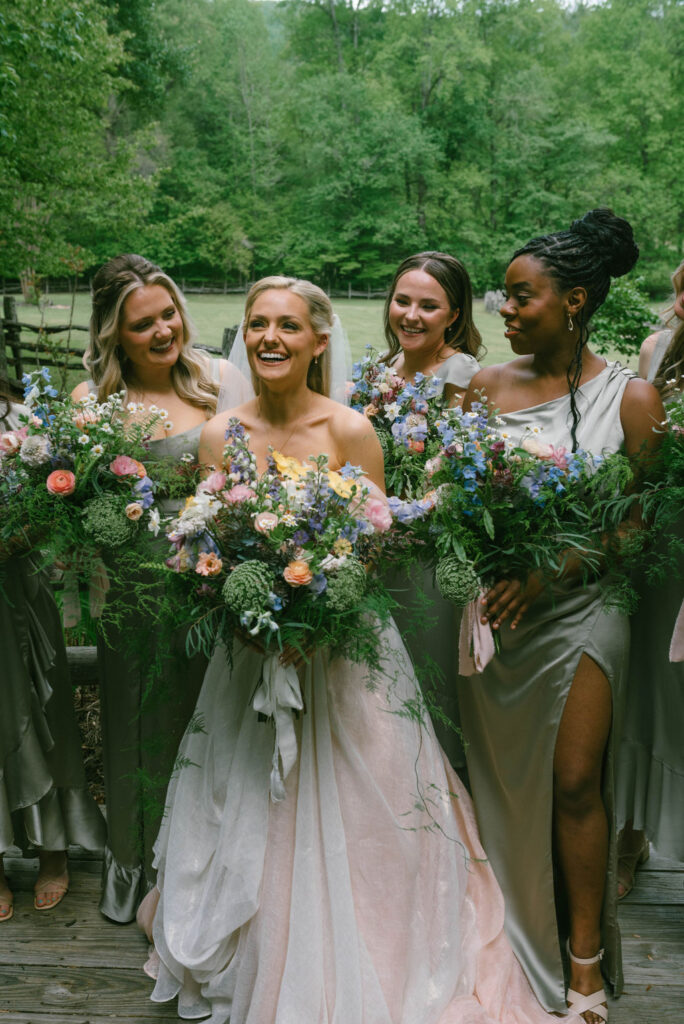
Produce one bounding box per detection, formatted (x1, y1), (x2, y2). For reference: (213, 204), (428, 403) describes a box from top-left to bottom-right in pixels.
(458, 211), (664, 1024)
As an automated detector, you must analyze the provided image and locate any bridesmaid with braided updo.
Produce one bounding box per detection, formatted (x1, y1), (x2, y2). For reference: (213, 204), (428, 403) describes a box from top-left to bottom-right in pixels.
(458, 210), (664, 1024)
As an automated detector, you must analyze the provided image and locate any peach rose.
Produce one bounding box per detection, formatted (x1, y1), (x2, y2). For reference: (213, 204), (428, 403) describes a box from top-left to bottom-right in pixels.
(0, 431), (22, 454)
(254, 511), (279, 534)
(195, 551), (223, 577)
(110, 455), (147, 477)
(125, 502), (144, 521)
(283, 559), (313, 586)
(407, 439), (425, 454)
(46, 469), (76, 496)
(521, 437), (554, 459)
(73, 409), (100, 431)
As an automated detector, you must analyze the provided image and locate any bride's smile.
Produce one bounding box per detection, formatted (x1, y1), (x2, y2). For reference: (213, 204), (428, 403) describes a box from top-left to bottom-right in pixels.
(245, 289), (328, 386)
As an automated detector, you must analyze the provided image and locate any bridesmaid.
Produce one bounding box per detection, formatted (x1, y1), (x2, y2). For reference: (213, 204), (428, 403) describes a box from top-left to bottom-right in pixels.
(381, 251), (483, 769)
(0, 377), (105, 921)
(457, 210), (663, 1023)
(72, 254), (247, 922)
(616, 258), (684, 886)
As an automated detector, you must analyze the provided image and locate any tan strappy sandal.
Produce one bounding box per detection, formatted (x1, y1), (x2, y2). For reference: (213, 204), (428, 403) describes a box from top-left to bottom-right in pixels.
(566, 940), (608, 1022)
(34, 874), (69, 911)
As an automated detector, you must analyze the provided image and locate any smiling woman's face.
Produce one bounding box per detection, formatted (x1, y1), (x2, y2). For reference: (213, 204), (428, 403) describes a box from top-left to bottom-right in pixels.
(118, 284), (184, 374)
(244, 289), (328, 387)
(388, 269), (457, 354)
(499, 255), (569, 354)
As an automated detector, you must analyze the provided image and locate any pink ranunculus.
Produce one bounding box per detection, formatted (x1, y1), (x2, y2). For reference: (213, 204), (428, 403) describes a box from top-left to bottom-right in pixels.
(46, 469), (76, 496)
(254, 511), (279, 534)
(0, 431), (22, 454)
(425, 455), (444, 478)
(223, 484), (257, 504)
(199, 470), (227, 494)
(364, 496), (392, 532)
(110, 454), (146, 477)
(549, 445), (569, 469)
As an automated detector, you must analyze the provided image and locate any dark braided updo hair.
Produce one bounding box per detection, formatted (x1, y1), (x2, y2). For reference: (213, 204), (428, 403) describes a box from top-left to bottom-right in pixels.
(511, 208), (639, 449)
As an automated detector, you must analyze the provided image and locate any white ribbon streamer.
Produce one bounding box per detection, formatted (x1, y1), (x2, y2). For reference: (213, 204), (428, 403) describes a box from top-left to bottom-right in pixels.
(458, 595), (496, 675)
(252, 653), (304, 802)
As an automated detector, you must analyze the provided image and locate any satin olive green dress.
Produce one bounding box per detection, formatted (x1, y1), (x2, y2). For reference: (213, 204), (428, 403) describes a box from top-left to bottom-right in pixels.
(0, 407), (105, 858)
(388, 351), (481, 769)
(92, 370), (221, 923)
(616, 332), (684, 860)
(457, 364), (633, 1012)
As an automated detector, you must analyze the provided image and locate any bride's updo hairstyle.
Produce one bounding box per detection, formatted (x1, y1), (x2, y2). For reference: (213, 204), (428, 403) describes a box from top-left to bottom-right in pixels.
(511, 208), (639, 449)
(653, 259), (684, 400)
(243, 276), (334, 397)
(87, 254), (219, 411)
(382, 251), (483, 363)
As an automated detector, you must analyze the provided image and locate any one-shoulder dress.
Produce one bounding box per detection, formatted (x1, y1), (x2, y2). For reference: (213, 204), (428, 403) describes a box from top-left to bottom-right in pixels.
(616, 331), (684, 860)
(457, 363), (634, 1012)
(388, 350), (481, 770)
(1, 406), (105, 860)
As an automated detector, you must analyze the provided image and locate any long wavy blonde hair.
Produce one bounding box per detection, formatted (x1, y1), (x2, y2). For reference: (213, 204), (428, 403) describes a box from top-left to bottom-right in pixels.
(243, 276), (333, 397)
(86, 254), (219, 411)
(653, 259), (684, 399)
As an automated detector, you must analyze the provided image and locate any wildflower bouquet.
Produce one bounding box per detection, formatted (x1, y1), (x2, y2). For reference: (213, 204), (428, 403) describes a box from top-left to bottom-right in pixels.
(0, 369), (165, 567)
(348, 348), (446, 496)
(388, 400), (635, 607)
(162, 417), (394, 664)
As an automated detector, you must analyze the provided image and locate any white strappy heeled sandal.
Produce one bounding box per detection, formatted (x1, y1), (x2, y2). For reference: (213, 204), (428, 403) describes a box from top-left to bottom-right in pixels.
(566, 940), (608, 1022)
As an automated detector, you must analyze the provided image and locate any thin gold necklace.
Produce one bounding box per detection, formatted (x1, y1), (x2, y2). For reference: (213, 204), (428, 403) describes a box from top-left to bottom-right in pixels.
(257, 399), (306, 455)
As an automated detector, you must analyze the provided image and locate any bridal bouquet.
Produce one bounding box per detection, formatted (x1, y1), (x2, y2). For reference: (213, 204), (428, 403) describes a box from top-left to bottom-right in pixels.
(388, 400), (635, 607)
(162, 417), (394, 664)
(348, 348), (446, 496)
(0, 369), (164, 565)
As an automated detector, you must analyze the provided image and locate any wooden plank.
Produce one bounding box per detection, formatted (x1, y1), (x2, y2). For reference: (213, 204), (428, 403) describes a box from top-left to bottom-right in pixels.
(608, 984), (684, 1024)
(0, 965), (172, 1018)
(0, 898), (146, 970)
(623, 869), (684, 905)
(0, 1014), (179, 1023)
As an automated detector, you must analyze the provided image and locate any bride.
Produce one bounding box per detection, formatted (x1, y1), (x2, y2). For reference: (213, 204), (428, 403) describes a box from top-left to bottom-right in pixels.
(138, 277), (563, 1023)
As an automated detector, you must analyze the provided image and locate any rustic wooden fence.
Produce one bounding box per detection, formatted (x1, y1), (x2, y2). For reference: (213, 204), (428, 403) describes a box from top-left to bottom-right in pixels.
(0, 296), (237, 387)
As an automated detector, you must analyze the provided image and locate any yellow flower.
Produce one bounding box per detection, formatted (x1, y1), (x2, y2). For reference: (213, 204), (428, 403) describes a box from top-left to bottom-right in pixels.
(184, 495), (197, 510)
(272, 450), (307, 481)
(327, 470), (354, 498)
(333, 537), (353, 556)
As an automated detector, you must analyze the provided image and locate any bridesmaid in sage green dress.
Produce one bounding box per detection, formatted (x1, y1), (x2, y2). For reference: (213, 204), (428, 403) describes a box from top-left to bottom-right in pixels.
(457, 211), (664, 1024)
(380, 252), (483, 768)
(616, 259), (684, 885)
(0, 385), (106, 922)
(72, 254), (248, 922)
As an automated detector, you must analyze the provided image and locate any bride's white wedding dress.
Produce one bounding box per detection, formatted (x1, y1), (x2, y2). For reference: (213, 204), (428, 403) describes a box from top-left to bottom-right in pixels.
(139, 620), (563, 1023)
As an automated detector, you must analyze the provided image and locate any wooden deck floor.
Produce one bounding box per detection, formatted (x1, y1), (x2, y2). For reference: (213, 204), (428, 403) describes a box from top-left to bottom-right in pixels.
(0, 847), (681, 1022)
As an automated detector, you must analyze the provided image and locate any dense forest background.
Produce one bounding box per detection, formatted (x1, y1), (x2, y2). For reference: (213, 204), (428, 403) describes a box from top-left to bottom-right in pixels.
(0, 0), (681, 296)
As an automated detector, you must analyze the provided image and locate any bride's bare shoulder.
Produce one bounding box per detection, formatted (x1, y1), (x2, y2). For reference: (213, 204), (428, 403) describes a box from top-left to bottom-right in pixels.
(199, 400), (258, 466)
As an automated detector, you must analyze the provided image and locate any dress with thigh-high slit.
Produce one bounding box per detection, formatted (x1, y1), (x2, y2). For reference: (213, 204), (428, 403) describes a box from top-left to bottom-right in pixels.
(457, 363), (633, 1012)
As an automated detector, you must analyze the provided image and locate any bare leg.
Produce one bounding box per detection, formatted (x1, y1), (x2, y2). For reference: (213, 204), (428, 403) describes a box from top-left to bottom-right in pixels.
(34, 850), (69, 910)
(553, 653), (612, 1024)
(617, 820), (649, 899)
(0, 855), (13, 921)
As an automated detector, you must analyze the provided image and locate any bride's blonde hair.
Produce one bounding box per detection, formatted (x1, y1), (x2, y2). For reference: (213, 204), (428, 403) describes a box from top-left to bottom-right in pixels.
(86, 254), (219, 411)
(243, 276), (333, 397)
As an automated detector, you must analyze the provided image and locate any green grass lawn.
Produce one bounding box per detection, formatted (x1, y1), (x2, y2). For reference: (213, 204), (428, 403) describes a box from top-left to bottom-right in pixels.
(12, 290), (639, 377)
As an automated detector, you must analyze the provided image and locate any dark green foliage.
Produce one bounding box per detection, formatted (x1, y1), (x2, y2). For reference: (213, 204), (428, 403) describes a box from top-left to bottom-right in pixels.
(591, 278), (657, 358)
